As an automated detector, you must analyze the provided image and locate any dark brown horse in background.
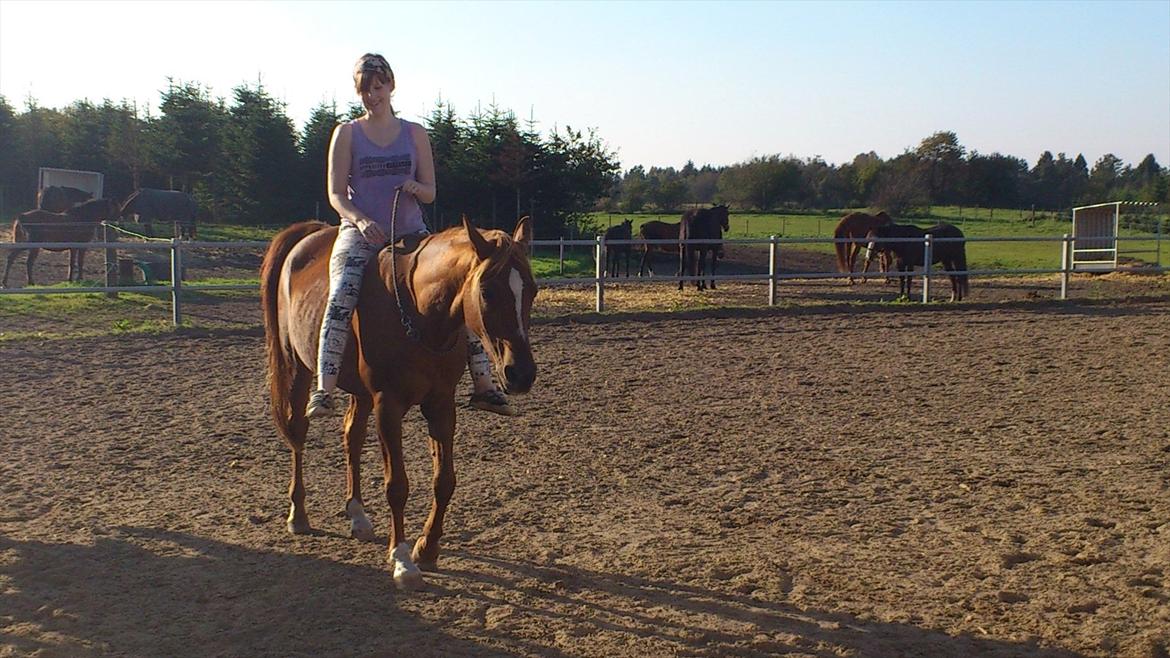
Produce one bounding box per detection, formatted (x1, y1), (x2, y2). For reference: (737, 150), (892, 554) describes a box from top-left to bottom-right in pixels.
(603, 219), (633, 277)
(261, 215), (537, 591)
(637, 220), (681, 276)
(3, 198), (121, 287)
(38, 186), (92, 213)
(834, 211), (893, 284)
(863, 221), (969, 301)
(679, 204), (730, 290)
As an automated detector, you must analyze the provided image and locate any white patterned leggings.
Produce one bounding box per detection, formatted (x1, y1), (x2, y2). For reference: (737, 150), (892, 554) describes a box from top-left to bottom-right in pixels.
(315, 223), (496, 395)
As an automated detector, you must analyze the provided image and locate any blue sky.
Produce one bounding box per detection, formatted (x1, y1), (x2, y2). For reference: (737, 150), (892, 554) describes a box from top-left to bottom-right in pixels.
(1, 0), (1167, 171)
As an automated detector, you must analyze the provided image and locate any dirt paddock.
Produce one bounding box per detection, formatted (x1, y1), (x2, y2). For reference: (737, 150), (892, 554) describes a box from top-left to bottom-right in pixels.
(2, 297), (1169, 657)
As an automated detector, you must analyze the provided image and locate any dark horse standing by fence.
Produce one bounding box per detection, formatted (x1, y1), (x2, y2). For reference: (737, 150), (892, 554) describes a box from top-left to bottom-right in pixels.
(261, 215), (537, 591)
(3, 198), (121, 288)
(864, 222), (969, 301)
(678, 204), (730, 290)
(636, 220), (680, 276)
(603, 219), (633, 277)
(121, 188), (198, 238)
(834, 210), (893, 283)
(38, 186), (93, 213)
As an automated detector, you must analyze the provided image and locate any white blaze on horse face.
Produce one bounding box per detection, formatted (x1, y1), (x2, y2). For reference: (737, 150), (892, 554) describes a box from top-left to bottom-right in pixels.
(509, 268), (525, 338)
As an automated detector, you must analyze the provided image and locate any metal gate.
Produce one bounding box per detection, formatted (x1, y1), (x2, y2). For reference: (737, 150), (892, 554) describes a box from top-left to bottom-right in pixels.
(1071, 202), (1119, 271)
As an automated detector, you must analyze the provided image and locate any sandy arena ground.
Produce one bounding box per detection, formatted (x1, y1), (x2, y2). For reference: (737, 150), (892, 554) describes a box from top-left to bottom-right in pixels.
(2, 289), (1169, 656)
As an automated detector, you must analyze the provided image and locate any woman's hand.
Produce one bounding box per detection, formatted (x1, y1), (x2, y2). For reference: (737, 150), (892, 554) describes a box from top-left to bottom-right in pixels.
(400, 180), (423, 197)
(346, 216), (386, 245)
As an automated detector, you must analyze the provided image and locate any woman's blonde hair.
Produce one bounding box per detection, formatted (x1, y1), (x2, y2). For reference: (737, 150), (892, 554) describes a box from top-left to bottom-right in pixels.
(353, 53), (394, 94)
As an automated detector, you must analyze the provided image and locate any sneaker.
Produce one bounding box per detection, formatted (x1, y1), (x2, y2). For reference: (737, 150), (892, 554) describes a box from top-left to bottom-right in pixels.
(306, 389), (335, 419)
(469, 390), (516, 416)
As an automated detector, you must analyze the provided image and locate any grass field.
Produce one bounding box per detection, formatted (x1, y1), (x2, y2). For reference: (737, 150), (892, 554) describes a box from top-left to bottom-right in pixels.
(589, 206), (1169, 273)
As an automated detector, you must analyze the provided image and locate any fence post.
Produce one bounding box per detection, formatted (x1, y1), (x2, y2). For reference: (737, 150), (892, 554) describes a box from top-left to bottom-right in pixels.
(595, 235), (605, 312)
(768, 235), (778, 306)
(559, 237), (565, 275)
(171, 238), (184, 326)
(103, 222), (118, 299)
(1060, 233), (1071, 300)
(921, 234), (933, 303)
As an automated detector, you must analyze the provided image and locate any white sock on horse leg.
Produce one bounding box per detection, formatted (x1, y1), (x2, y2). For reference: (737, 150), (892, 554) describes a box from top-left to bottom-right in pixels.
(466, 329), (496, 394)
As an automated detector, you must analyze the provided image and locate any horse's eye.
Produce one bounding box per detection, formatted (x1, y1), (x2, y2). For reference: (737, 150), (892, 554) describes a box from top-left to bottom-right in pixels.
(482, 289), (495, 302)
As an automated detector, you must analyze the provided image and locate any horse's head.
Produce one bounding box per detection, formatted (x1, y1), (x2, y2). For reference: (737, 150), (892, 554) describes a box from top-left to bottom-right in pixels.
(622, 219), (633, 235)
(66, 198), (121, 222)
(713, 204), (730, 232)
(874, 211), (893, 226)
(863, 225), (891, 264)
(461, 215), (538, 395)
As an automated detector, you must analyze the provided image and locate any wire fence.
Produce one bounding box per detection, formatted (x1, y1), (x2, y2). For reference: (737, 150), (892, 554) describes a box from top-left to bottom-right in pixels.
(1, 229), (1166, 324)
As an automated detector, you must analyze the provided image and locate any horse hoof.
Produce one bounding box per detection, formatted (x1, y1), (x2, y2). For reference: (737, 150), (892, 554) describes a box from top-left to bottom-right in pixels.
(350, 521), (376, 542)
(286, 518), (312, 535)
(394, 568), (425, 591)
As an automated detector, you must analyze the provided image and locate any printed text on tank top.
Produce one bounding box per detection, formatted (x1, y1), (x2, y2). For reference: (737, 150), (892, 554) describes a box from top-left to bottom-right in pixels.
(354, 121), (413, 179)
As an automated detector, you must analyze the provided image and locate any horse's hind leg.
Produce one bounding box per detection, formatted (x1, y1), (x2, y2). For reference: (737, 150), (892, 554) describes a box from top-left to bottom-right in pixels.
(285, 367), (313, 534)
(75, 248), (87, 282)
(413, 395), (457, 571)
(343, 393), (376, 542)
(2, 249), (21, 288)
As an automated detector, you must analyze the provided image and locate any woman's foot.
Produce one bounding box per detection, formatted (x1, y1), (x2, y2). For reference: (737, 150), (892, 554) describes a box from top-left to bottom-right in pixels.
(306, 389), (335, 419)
(469, 390), (516, 416)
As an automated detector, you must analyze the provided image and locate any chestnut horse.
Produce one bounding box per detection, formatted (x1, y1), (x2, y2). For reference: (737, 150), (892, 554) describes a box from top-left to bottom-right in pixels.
(834, 211), (893, 284)
(678, 204), (729, 290)
(261, 216), (538, 590)
(863, 221), (969, 301)
(3, 198), (121, 287)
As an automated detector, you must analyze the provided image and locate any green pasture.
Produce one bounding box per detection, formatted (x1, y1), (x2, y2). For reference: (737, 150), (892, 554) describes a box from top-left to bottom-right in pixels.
(590, 207), (1169, 272)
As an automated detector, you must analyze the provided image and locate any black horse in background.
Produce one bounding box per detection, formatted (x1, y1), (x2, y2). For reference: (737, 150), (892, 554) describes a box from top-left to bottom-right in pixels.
(120, 188), (198, 239)
(678, 204), (730, 290)
(603, 219), (633, 277)
(863, 222), (969, 301)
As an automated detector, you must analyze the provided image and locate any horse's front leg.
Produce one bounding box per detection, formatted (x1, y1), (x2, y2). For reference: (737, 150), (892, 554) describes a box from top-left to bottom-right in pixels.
(343, 393), (376, 541)
(375, 393), (423, 590)
(709, 248), (718, 289)
(413, 395), (457, 571)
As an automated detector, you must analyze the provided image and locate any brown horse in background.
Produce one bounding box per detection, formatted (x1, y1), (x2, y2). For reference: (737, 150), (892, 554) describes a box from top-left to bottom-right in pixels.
(636, 220), (680, 276)
(261, 215), (538, 591)
(3, 198), (121, 287)
(38, 186), (92, 213)
(834, 211), (893, 284)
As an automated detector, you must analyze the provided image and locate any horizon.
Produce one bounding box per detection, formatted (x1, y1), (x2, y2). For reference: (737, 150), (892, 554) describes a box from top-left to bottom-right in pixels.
(1, 0), (1167, 172)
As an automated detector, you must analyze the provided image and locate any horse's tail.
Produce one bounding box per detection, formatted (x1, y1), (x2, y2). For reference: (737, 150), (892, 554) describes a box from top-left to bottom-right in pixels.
(260, 221), (327, 445)
(833, 220), (850, 272)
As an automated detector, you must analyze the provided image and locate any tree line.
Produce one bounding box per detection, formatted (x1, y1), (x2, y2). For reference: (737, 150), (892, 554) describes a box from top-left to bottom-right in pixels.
(0, 81), (618, 238)
(1, 82), (1165, 239)
(607, 131), (1168, 218)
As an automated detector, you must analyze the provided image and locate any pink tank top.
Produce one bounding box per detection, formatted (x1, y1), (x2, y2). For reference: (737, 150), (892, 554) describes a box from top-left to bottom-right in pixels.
(348, 119), (426, 234)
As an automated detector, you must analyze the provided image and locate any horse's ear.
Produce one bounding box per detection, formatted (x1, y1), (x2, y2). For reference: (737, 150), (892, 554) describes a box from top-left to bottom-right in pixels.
(513, 216), (533, 246)
(463, 214), (493, 260)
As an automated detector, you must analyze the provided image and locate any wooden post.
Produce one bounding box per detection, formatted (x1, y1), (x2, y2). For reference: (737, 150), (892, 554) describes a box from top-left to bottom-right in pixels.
(768, 235), (778, 306)
(1060, 234), (1071, 300)
(171, 239), (184, 326)
(103, 223), (118, 299)
(595, 235), (605, 312)
(921, 234), (933, 303)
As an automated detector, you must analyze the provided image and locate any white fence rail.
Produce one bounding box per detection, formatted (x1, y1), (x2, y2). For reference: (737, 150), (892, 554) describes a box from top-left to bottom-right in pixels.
(0, 233), (1165, 323)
